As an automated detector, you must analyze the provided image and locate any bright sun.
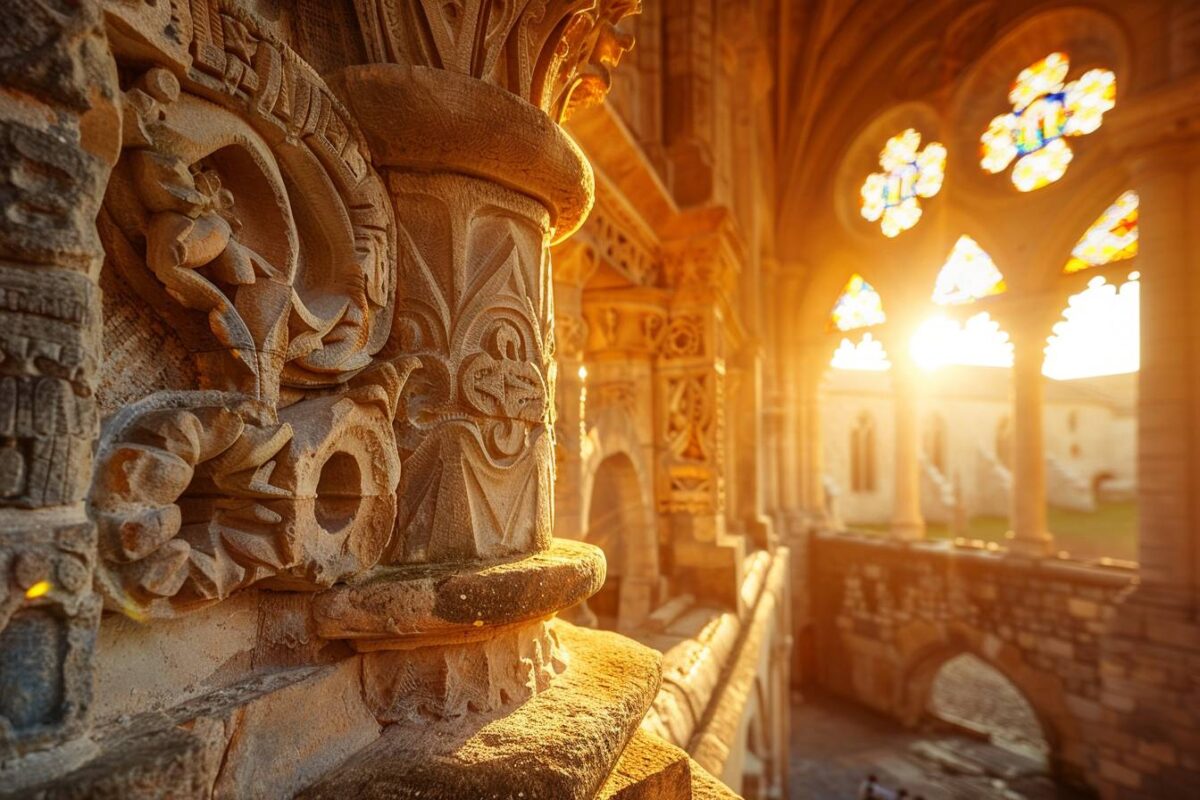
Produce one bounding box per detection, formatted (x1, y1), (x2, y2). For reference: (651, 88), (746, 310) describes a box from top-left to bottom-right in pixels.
(835, 274), (1139, 379)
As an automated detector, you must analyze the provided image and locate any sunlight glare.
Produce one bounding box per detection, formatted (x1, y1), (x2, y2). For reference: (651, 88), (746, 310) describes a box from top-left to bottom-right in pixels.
(909, 312), (1013, 371)
(1043, 274), (1139, 380)
(831, 333), (891, 371)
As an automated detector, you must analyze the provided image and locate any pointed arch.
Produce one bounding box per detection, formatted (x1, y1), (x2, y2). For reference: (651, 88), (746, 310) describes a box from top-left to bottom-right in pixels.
(829, 273), (887, 332)
(932, 235), (1007, 306)
(1063, 190), (1138, 274)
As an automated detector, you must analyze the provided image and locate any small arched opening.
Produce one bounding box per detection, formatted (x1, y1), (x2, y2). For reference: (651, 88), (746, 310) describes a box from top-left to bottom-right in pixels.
(586, 452), (656, 630)
(926, 653), (1050, 764)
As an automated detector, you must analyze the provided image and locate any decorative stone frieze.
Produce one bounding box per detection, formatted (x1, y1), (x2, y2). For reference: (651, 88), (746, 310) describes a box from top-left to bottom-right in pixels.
(0, 0), (117, 765)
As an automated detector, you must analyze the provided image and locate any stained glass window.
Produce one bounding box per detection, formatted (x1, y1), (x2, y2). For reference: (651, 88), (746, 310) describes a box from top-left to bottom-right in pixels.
(830, 333), (891, 371)
(932, 236), (1006, 305)
(860, 129), (947, 237)
(1064, 190), (1138, 274)
(829, 273), (887, 332)
(980, 52), (1115, 192)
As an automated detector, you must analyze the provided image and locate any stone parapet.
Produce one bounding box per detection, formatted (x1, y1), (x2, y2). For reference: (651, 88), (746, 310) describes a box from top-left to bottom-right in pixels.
(810, 532), (1135, 789)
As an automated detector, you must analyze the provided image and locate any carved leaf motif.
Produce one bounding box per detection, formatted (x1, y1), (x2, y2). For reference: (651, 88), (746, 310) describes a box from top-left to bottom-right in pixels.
(356, 0), (640, 120)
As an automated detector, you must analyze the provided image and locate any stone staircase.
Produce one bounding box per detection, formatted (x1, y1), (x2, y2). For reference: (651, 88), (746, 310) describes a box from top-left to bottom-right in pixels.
(919, 456), (956, 525)
(1045, 455), (1095, 512)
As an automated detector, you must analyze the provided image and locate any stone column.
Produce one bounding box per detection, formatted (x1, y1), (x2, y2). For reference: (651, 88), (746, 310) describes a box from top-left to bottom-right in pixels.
(300, 7), (667, 794)
(0, 2), (117, 782)
(799, 344), (829, 527)
(1091, 137), (1200, 800)
(1129, 147), (1200, 610)
(1006, 316), (1054, 557)
(550, 246), (593, 543)
(889, 352), (926, 541)
(656, 221), (747, 611)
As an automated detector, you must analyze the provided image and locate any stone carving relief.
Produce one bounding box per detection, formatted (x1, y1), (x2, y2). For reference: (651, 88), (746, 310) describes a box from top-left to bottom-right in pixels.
(0, 0), (117, 760)
(661, 314), (704, 358)
(555, 312), (589, 361)
(101, 0), (396, 407)
(89, 374), (405, 619)
(581, 300), (667, 355)
(655, 306), (725, 515)
(354, 0), (640, 121)
(659, 371), (719, 513)
(76, 0), (412, 622)
(583, 199), (661, 286)
(388, 173), (555, 564)
(0, 0), (642, 774)
(591, 379), (638, 416)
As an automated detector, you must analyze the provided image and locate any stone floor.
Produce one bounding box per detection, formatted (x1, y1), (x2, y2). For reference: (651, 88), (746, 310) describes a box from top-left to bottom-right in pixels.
(787, 691), (1092, 799)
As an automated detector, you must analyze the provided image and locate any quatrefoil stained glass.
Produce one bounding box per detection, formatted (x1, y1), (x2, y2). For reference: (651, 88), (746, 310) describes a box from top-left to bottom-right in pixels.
(980, 52), (1115, 192)
(860, 129), (946, 237)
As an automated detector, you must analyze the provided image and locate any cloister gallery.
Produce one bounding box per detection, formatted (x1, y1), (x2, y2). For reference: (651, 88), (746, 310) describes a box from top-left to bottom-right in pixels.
(2, 1), (1199, 799)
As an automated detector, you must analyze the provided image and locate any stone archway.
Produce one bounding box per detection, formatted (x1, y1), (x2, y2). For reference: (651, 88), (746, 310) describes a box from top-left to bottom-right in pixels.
(927, 653), (1049, 758)
(896, 637), (1084, 784)
(586, 452), (658, 630)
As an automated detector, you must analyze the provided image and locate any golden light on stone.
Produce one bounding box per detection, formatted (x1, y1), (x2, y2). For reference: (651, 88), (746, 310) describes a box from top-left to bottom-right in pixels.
(24, 580), (51, 600)
(860, 129), (946, 237)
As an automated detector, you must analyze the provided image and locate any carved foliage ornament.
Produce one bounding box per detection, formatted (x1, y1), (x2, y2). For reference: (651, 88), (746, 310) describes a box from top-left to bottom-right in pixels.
(102, 0), (397, 406)
(354, 0), (640, 121)
(389, 173), (554, 565)
(90, 376), (407, 619)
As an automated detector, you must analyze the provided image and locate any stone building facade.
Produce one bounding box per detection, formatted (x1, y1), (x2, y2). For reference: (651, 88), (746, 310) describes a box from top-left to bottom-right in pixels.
(822, 367), (1136, 527)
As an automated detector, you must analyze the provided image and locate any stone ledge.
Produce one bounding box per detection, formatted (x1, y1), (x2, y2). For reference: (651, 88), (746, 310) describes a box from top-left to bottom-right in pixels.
(597, 730), (696, 800)
(312, 539), (606, 650)
(5, 662), (378, 799)
(299, 621), (662, 800)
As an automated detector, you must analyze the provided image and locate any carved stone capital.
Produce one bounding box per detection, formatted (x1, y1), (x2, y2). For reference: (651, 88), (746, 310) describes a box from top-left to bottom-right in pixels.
(330, 63), (595, 241)
(353, 0), (640, 123)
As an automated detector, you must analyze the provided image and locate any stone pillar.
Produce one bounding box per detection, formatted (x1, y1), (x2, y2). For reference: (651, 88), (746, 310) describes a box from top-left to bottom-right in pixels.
(662, 0), (716, 205)
(0, 2), (117, 783)
(1129, 150), (1200, 610)
(551, 250), (592, 543)
(732, 343), (773, 549)
(799, 344), (829, 527)
(300, 6), (667, 793)
(656, 222), (747, 610)
(1007, 317), (1054, 557)
(1091, 140), (1200, 800)
(889, 353), (925, 541)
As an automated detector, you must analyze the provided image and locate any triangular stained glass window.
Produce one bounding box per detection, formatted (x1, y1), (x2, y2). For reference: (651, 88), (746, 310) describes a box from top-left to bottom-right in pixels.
(1063, 190), (1138, 274)
(932, 235), (1007, 306)
(829, 274), (886, 332)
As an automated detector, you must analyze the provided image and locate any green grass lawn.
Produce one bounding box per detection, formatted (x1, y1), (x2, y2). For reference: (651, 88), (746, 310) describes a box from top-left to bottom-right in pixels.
(853, 501), (1138, 562)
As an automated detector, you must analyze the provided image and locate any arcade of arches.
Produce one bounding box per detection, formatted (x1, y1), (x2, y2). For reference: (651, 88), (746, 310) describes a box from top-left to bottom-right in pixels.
(2, 2), (1200, 800)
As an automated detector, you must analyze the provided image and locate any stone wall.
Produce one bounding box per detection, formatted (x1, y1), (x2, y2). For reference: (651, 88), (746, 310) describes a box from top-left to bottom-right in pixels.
(809, 532), (1134, 786)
